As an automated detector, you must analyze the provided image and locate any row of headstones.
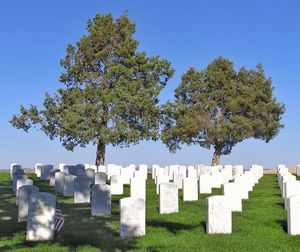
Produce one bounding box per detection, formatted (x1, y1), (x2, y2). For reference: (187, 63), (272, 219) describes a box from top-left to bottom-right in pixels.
(155, 164), (263, 233)
(208, 165), (264, 234)
(154, 164), (245, 202)
(38, 163), (147, 237)
(11, 163), (146, 239)
(277, 164), (300, 235)
(10, 164), (56, 241)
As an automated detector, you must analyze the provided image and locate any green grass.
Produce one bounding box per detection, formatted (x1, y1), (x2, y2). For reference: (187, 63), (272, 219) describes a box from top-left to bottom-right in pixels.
(1, 172), (300, 251)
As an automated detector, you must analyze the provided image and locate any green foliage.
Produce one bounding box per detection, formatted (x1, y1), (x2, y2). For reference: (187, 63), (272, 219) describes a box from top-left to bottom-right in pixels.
(10, 13), (174, 162)
(161, 57), (285, 164)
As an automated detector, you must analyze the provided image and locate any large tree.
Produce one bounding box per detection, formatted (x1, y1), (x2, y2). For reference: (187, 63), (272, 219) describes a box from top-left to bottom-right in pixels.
(161, 57), (285, 165)
(10, 13), (174, 165)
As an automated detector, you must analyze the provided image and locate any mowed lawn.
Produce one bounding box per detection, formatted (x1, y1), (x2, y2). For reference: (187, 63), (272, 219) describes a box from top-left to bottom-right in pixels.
(1, 172), (300, 252)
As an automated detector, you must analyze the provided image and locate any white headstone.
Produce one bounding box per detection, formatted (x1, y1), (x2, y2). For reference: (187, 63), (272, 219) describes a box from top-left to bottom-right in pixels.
(206, 195), (232, 234)
(18, 185), (39, 222)
(26, 192), (56, 241)
(11, 164), (22, 180)
(63, 175), (77, 196)
(40, 165), (53, 180)
(173, 173), (185, 189)
(287, 194), (300, 235)
(95, 172), (106, 184)
(159, 183), (178, 214)
(16, 178), (33, 205)
(91, 184), (111, 216)
(199, 174), (212, 194)
(156, 175), (169, 194)
(222, 182), (242, 212)
(183, 177), (198, 201)
(49, 169), (60, 186)
(120, 197), (145, 237)
(110, 175), (123, 195)
(55, 172), (66, 193)
(74, 177), (91, 203)
(130, 177), (146, 201)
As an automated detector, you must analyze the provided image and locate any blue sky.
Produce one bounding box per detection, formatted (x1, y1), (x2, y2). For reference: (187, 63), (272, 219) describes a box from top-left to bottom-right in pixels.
(1, 0), (299, 169)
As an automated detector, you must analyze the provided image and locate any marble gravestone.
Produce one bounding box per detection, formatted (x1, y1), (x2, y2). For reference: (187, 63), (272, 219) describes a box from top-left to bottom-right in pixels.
(287, 194), (300, 235)
(74, 177), (91, 203)
(16, 178), (33, 205)
(95, 172), (106, 184)
(159, 183), (178, 214)
(91, 184), (111, 216)
(130, 177), (146, 201)
(26, 192), (56, 241)
(183, 177), (198, 201)
(222, 183), (242, 212)
(199, 174), (212, 194)
(55, 172), (66, 193)
(49, 169), (60, 186)
(284, 180), (300, 209)
(206, 195), (232, 234)
(63, 175), (77, 196)
(18, 185), (39, 222)
(120, 197), (145, 237)
(110, 175), (123, 195)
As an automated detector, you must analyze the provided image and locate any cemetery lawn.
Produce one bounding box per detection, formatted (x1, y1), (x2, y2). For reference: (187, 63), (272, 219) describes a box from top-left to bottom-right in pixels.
(1, 172), (300, 252)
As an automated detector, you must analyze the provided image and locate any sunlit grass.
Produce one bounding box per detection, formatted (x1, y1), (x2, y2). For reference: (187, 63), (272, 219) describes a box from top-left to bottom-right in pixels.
(1, 171), (300, 251)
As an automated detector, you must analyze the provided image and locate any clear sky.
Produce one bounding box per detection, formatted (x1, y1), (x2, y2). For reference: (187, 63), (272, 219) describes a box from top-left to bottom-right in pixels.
(1, 0), (299, 169)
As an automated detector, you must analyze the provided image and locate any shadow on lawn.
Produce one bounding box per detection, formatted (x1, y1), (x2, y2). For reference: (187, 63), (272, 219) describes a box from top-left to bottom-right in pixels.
(0, 174), (138, 251)
(276, 219), (288, 233)
(147, 220), (198, 234)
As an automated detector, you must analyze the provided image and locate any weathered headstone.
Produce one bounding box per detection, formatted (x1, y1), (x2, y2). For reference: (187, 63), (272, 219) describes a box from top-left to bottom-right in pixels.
(130, 177), (146, 201)
(95, 172), (106, 184)
(110, 175), (123, 195)
(120, 197), (145, 237)
(91, 184), (111, 216)
(26, 192), (56, 241)
(74, 177), (91, 203)
(63, 175), (77, 196)
(206, 195), (232, 234)
(18, 185), (39, 222)
(159, 183), (178, 214)
(183, 177), (198, 201)
(55, 172), (66, 193)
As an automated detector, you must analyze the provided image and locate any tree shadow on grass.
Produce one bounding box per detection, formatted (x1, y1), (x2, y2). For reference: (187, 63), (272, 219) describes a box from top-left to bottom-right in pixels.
(0, 174), (138, 251)
(146, 220), (198, 234)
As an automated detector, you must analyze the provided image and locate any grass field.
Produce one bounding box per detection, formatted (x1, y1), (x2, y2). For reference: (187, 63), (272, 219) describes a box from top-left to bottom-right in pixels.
(1, 172), (300, 251)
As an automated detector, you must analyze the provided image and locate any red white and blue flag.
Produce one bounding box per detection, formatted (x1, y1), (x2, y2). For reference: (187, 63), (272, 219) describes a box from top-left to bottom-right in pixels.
(54, 209), (64, 231)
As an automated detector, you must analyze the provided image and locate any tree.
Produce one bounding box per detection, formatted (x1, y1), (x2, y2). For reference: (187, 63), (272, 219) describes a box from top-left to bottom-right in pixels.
(10, 13), (174, 165)
(160, 57), (285, 166)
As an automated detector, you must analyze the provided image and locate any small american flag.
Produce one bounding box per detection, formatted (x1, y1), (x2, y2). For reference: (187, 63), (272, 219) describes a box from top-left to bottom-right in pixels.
(54, 209), (64, 232)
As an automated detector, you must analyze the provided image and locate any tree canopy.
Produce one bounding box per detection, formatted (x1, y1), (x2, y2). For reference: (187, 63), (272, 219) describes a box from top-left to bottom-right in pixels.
(160, 57), (285, 165)
(10, 13), (174, 165)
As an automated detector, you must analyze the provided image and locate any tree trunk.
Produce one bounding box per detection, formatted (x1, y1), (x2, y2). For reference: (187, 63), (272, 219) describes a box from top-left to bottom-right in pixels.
(95, 140), (106, 166)
(211, 144), (222, 166)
